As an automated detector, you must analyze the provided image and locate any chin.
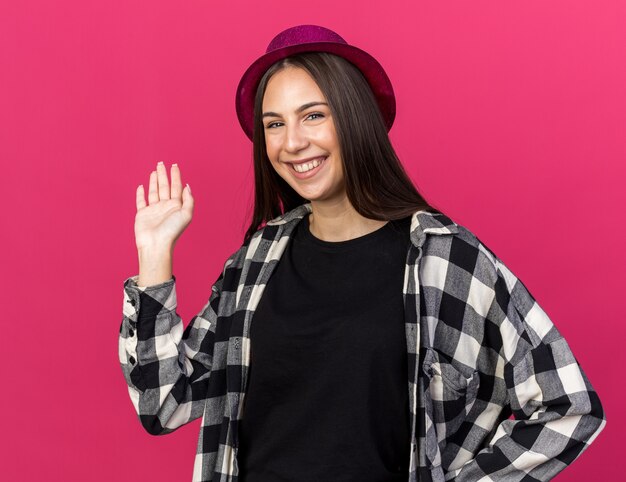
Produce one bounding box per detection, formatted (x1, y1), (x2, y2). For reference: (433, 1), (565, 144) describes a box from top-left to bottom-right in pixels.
(298, 188), (345, 204)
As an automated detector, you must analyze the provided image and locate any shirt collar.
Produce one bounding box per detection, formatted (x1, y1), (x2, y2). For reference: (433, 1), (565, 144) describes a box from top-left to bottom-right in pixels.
(267, 202), (458, 247)
(409, 208), (459, 248)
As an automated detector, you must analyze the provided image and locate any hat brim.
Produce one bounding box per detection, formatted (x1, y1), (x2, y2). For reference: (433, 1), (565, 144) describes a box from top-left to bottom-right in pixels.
(235, 41), (396, 141)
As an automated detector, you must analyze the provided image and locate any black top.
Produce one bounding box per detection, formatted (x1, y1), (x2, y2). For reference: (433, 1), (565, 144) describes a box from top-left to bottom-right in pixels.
(237, 213), (413, 482)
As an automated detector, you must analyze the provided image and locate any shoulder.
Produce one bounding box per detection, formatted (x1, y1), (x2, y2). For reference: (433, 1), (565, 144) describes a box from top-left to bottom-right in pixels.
(416, 212), (521, 312)
(416, 211), (499, 273)
(421, 213), (558, 352)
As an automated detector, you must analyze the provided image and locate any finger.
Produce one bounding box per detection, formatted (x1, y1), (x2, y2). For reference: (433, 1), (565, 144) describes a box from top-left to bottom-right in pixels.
(136, 184), (146, 210)
(156, 161), (170, 200)
(170, 163), (182, 200)
(182, 183), (194, 217)
(148, 170), (159, 205)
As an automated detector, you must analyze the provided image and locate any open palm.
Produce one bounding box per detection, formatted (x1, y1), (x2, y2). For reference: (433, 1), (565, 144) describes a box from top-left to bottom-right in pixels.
(134, 162), (194, 251)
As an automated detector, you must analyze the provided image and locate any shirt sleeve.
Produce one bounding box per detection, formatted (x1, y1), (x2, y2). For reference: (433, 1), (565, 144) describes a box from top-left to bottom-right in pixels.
(118, 269), (225, 436)
(452, 253), (607, 481)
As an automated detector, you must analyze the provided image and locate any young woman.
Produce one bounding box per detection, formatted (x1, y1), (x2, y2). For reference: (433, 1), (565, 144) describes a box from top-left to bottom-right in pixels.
(119, 25), (606, 482)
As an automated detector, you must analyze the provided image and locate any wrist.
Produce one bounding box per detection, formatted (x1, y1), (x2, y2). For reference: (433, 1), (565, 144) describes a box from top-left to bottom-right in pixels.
(136, 246), (174, 287)
(138, 244), (174, 259)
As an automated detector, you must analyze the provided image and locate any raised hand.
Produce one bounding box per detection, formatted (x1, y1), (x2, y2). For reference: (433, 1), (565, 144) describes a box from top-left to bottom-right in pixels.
(135, 162), (194, 251)
(134, 162), (194, 286)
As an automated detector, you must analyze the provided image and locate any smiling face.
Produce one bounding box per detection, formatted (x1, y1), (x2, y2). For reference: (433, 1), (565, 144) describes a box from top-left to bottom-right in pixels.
(262, 66), (346, 205)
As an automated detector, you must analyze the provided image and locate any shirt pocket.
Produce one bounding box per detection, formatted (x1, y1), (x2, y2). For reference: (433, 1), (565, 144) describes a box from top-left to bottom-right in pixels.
(422, 347), (480, 447)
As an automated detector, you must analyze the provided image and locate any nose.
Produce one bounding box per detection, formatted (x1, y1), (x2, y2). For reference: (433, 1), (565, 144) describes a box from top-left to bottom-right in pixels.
(284, 121), (309, 153)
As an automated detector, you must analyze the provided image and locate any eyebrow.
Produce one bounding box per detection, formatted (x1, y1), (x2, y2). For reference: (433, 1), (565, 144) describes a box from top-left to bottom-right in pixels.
(262, 101), (329, 119)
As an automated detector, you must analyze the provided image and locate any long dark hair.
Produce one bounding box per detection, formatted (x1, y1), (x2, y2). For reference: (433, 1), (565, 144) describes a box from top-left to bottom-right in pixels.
(243, 52), (441, 244)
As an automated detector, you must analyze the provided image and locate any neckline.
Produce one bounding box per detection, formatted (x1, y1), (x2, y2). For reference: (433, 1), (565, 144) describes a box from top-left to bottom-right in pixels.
(300, 213), (394, 251)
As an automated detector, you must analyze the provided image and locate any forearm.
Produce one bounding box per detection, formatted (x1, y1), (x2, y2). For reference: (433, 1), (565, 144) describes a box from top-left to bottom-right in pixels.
(119, 275), (219, 435)
(451, 339), (606, 481)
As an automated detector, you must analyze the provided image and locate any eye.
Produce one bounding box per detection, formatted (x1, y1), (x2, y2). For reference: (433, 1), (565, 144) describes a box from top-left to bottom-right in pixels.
(265, 112), (324, 130)
(306, 112), (324, 121)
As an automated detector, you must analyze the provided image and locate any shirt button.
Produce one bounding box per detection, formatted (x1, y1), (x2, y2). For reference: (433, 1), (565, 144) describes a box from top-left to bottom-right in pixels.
(129, 356), (136, 364)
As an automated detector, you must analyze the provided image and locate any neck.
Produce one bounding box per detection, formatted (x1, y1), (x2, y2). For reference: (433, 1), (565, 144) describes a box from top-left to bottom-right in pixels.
(308, 196), (388, 242)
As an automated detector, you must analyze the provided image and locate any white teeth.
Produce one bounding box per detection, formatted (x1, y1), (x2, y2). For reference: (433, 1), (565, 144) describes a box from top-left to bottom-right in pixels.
(293, 157), (325, 173)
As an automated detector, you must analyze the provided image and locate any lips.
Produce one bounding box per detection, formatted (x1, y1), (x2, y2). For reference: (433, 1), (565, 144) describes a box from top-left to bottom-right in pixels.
(288, 156), (328, 179)
(286, 155), (327, 166)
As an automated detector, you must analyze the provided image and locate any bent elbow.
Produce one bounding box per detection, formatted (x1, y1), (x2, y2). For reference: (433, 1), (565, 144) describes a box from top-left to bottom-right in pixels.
(572, 388), (607, 446)
(139, 414), (174, 436)
(589, 389), (605, 421)
(586, 388), (607, 434)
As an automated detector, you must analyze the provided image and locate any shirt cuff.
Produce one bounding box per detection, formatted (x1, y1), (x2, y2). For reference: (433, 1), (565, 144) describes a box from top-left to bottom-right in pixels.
(123, 274), (177, 321)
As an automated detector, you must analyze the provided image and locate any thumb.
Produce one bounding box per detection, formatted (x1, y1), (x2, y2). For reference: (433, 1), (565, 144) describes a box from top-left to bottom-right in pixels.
(182, 183), (194, 215)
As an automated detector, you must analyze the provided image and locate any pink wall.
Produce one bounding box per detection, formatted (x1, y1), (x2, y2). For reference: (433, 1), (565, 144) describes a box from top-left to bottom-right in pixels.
(1, 1), (623, 480)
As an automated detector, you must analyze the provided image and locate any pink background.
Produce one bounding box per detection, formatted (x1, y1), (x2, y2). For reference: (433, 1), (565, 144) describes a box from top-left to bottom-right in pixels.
(1, 1), (623, 480)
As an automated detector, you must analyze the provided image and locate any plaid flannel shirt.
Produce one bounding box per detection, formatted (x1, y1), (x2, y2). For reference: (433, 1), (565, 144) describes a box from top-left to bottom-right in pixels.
(119, 202), (606, 481)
